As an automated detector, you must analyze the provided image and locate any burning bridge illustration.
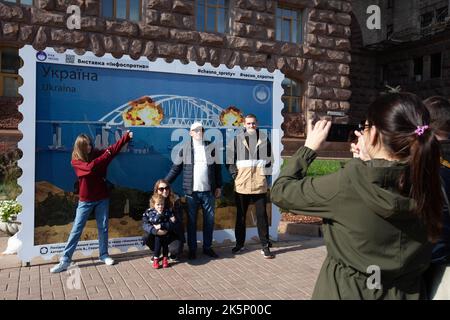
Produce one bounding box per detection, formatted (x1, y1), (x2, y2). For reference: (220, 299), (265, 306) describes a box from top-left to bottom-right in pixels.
(98, 95), (244, 129)
(38, 95), (245, 150)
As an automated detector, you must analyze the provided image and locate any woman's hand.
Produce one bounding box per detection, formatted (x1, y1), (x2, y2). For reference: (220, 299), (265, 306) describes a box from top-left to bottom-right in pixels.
(304, 119), (332, 151)
(214, 188), (221, 199)
(156, 229), (167, 236)
(170, 216), (176, 223)
(350, 130), (370, 161)
(127, 130), (133, 139)
(154, 224), (161, 230)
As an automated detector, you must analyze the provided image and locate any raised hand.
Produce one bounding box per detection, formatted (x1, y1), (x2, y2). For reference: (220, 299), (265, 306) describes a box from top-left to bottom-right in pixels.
(304, 119), (332, 151)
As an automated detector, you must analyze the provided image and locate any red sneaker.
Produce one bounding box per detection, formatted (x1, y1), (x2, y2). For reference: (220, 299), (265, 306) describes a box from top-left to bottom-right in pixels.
(162, 257), (170, 268)
(152, 258), (160, 269)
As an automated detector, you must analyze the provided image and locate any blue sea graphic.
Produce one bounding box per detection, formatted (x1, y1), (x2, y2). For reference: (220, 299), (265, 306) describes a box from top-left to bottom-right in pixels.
(35, 62), (273, 197)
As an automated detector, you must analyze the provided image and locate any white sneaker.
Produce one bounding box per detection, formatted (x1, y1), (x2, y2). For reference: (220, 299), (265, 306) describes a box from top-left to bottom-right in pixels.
(99, 257), (115, 266)
(50, 261), (70, 273)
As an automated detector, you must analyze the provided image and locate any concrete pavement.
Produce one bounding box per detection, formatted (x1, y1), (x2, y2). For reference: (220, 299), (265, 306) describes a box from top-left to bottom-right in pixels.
(0, 230), (326, 300)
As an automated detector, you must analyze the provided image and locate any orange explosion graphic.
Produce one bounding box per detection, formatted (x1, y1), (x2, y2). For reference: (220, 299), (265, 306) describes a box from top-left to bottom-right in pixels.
(220, 106), (244, 127)
(122, 96), (164, 126)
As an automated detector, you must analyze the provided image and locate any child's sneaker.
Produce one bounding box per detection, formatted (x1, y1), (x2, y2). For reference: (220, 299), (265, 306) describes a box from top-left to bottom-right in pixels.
(152, 258), (160, 269)
(162, 257), (170, 268)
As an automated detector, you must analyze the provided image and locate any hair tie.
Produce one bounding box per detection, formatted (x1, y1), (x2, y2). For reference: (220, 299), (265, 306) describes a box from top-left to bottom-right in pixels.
(415, 125), (429, 136)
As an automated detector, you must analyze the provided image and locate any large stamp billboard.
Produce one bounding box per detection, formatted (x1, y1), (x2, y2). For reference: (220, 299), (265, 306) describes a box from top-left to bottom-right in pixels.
(17, 45), (284, 263)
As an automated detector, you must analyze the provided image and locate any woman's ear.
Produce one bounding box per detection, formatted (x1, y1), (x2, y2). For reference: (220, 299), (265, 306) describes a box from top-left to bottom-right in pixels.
(368, 125), (379, 147)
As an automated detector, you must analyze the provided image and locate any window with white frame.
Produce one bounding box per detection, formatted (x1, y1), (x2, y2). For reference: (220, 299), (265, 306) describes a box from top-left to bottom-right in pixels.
(101, 0), (142, 22)
(282, 78), (303, 113)
(0, 47), (21, 97)
(196, 0), (230, 33)
(276, 6), (303, 43)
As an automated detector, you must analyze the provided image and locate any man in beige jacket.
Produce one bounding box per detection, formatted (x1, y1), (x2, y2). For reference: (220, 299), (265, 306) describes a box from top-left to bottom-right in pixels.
(227, 114), (274, 258)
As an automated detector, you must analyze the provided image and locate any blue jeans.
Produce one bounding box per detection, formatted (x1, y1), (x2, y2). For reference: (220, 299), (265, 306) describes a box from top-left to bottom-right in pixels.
(60, 199), (110, 263)
(186, 191), (215, 251)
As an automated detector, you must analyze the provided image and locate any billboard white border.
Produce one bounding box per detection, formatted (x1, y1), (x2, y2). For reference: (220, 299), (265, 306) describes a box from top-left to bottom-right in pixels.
(17, 45), (285, 264)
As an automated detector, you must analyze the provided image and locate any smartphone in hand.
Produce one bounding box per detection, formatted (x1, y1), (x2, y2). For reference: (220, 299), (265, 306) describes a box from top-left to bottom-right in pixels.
(326, 124), (360, 142)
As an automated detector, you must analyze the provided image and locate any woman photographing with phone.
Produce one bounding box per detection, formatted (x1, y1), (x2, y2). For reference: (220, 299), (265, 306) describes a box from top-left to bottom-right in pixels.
(50, 130), (133, 273)
(272, 93), (442, 299)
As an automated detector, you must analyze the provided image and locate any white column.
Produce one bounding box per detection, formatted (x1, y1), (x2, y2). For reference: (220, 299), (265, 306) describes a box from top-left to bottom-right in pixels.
(102, 127), (109, 149)
(95, 133), (102, 149)
(56, 126), (62, 148)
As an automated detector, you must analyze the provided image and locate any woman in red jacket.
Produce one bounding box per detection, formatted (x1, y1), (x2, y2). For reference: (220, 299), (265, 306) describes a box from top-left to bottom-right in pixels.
(50, 130), (132, 273)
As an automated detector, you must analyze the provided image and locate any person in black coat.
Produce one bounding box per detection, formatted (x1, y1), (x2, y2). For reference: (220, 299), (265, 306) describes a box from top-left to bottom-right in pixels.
(165, 122), (222, 260)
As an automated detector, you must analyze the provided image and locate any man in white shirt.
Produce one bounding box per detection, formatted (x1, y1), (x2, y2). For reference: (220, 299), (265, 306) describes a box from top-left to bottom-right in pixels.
(165, 122), (222, 259)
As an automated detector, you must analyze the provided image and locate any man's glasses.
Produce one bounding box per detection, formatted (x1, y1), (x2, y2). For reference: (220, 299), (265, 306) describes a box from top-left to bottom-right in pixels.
(245, 122), (256, 126)
(191, 128), (203, 133)
(158, 187), (170, 192)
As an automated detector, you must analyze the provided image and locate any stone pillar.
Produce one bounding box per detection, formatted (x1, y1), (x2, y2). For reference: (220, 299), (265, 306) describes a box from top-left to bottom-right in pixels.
(305, 0), (352, 123)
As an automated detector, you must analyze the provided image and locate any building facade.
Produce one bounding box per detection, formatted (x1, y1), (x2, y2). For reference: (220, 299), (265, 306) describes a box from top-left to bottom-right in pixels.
(350, 0), (450, 123)
(0, 0), (352, 155)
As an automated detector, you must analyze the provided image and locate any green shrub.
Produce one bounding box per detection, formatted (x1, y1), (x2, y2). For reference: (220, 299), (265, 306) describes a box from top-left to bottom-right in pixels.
(277, 158), (342, 214)
(0, 200), (22, 222)
(307, 160), (343, 177)
(280, 158), (343, 177)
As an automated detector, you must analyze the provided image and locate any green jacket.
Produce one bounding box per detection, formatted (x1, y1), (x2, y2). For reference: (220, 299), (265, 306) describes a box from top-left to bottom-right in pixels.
(271, 147), (432, 300)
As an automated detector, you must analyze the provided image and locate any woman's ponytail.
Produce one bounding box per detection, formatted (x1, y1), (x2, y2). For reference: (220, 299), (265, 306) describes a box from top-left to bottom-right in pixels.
(368, 93), (443, 242)
(409, 129), (442, 242)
